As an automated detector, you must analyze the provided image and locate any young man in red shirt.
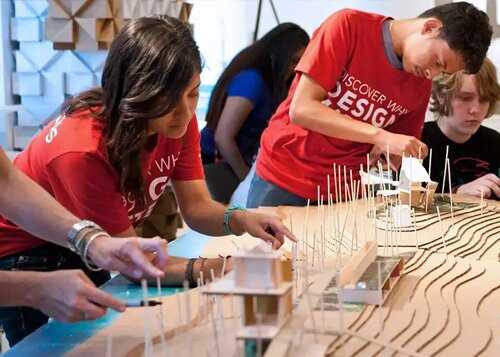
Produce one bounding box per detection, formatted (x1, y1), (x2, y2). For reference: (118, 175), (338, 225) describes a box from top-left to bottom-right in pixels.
(247, 2), (493, 207)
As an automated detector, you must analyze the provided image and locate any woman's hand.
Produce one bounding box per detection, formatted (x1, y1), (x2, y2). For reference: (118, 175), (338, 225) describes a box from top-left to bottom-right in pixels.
(230, 211), (296, 249)
(87, 236), (168, 279)
(26, 270), (125, 323)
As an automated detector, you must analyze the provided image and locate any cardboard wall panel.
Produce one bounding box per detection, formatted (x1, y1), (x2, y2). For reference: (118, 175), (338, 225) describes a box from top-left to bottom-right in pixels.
(11, 0), (193, 144)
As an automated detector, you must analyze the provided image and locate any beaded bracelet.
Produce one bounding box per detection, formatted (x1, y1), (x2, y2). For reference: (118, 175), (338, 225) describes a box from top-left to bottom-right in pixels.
(223, 206), (246, 235)
(185, 258), (197, 287)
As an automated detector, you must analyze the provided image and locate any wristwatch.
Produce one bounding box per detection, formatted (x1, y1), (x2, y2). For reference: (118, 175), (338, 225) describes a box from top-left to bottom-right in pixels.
(67, 220), (102, 253)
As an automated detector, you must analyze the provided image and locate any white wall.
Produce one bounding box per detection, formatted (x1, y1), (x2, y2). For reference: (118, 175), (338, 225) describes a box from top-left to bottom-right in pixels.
(484, 35), (500, 132)
(248, 0), (435, 36)
(190, 0), (438, 83)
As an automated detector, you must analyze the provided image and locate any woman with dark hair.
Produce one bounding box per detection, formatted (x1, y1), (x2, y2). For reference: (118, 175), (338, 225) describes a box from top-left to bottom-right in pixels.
(201, 23), (309, 184)
(0, 16), (294, 346)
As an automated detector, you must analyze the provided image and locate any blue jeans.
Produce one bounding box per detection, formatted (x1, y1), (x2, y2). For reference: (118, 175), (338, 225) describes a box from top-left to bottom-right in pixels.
(0, 244), (110, 347)
(247, 173), (308, 208)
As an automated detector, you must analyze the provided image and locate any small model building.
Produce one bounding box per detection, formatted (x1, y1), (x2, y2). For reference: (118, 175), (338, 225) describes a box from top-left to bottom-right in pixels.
(399, 157), (438, 211)
(338, 241), (404, 305)
(203, 243), (293, 341)
(359, 159), (438, 211)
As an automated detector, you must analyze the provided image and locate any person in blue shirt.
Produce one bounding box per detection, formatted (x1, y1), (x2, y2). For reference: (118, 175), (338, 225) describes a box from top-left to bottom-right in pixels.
(201, 23), (309, 182)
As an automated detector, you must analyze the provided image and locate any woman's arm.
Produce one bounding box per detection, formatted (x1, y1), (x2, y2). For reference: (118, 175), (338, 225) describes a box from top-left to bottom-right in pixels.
(172, 179), (295, 248)
(214, 96), (254, 180)
(114, 226), (230, 286)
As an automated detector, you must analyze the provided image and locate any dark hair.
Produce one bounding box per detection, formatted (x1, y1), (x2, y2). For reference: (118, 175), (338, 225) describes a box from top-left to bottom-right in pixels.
(419, 2), (492, 74)
(205, 23), (309, 130)
(62, 17), (201, 194)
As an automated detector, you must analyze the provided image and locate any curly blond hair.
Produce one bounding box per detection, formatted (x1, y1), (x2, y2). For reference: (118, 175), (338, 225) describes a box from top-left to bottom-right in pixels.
(430, 57), (500, 119)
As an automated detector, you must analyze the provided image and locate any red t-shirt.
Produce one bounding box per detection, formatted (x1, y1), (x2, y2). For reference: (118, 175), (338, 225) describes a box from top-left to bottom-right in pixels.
(257, 9), (431, 201)
(0, 109), (204, 258)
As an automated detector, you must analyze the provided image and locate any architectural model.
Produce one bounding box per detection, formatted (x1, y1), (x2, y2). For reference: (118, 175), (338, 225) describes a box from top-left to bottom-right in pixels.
(62, 162), (500, 357)
(399, 157), (438, 211)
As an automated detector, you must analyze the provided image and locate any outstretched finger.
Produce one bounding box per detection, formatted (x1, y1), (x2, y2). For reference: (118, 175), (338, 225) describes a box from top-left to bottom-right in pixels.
(111, 257), (143, 280)
(122, 240), (165, 278)
(85, 285), (126, 313)
(137, 237), (169, 271)
(259, 228), (282, 249)
(270, 221), (296, 242)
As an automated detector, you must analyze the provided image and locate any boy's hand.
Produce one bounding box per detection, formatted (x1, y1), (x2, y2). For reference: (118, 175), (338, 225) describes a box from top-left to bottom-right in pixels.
(456, 174), (500, 198)
(374, 130), (428, 159)
(369, 145), (402, 171)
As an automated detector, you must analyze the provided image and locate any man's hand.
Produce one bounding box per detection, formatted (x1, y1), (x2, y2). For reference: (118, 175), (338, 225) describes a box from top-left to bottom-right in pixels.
(456, 174), (500, 198)
(369, 145), (402, 171)
(26, 270), (125, 322)
(374, 130), (428, 160)
(231, 211), (296, 249)
(87, 236), (168, 279)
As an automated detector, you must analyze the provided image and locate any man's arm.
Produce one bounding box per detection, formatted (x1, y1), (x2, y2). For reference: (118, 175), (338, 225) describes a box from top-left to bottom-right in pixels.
(214, 96), (254, 180)
(290, 74), (427, 158)
(0, 149), (167, 278)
